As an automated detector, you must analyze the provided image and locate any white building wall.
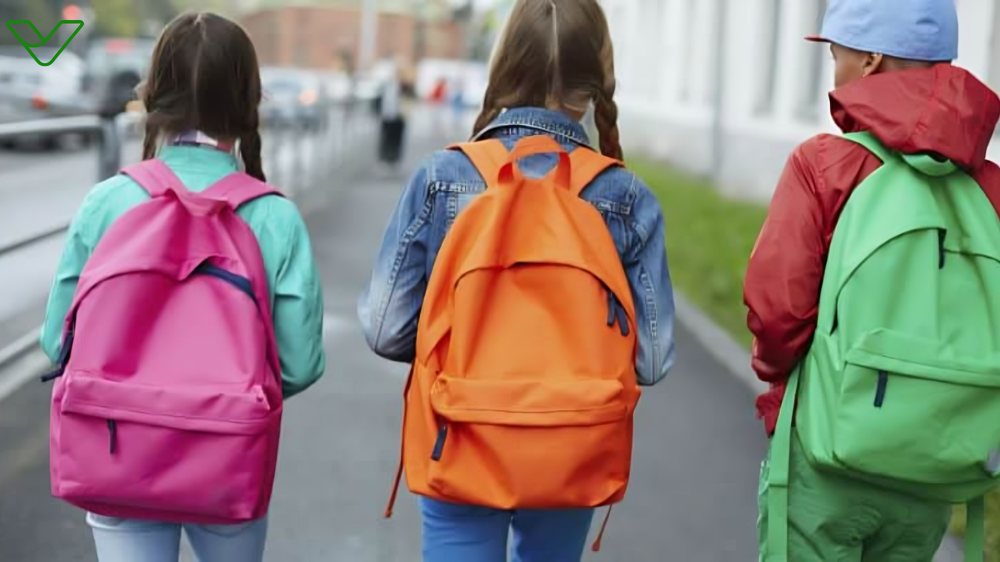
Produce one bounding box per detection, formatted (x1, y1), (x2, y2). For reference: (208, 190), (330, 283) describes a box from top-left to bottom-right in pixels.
(605, 0), (1000, 202)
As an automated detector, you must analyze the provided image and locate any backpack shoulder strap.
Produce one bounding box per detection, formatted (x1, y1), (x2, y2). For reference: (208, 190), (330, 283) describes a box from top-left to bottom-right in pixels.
(120, 159), (184, 198)
(203, 172), (284, 209)
(568, 147), (624, 196)
(449, 139), (508, 188)
(842, 131), (895, 164)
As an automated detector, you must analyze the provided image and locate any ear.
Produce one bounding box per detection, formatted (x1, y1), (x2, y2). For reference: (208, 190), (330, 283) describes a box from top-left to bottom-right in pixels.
(862, 53), (883, 77)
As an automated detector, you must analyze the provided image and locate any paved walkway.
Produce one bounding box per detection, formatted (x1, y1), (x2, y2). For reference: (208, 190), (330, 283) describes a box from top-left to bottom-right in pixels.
(0, 117), (770, 561)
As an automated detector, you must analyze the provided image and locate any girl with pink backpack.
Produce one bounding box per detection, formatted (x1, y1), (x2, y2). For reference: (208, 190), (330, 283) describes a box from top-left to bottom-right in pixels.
(39, 12), (326, 562)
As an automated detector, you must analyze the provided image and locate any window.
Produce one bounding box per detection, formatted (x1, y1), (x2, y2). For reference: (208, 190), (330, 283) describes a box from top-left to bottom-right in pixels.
(754, 0), (782, 115)
(645, 0), (665, 101)
(796, 0), (827, 121)
(988, 2), (1000, 135)
(677, 0), (698, 103)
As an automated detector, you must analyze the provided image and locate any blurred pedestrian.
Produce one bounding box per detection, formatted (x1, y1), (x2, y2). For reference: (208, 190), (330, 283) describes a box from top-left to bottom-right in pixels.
(748, 1), (1000, 560)
(358, 0), (675, 560)
(377, 61), (407, 174)
(448, 76), (465, 136)
(430, 76), (449, 137)
(41, 11), (325, 562)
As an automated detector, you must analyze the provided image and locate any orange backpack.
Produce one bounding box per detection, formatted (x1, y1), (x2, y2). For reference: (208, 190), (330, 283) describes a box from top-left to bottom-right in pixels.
(384, 135), (641, 549)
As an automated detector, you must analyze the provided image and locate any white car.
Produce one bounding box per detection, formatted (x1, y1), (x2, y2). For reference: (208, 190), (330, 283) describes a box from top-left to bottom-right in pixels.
(260, 68), (330, 131)
(0, 47), (88, 149)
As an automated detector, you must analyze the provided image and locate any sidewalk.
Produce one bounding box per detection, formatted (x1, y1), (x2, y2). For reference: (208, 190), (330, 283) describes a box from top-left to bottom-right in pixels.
(0, 117), (767, 561)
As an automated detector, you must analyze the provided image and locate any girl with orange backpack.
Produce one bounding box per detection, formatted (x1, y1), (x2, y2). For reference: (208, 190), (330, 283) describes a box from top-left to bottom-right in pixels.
(359, 1), (675, 560)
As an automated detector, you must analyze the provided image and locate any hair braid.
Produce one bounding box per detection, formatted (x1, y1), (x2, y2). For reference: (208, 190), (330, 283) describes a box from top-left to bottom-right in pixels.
(239, 122), (265, 182)
(142, 121), (161, 160)
(594, 34), (623, 161)
(594, 91), (623, 161)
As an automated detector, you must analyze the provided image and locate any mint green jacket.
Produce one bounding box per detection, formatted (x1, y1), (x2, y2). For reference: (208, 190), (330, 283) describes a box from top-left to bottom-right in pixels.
(40, 145), (326, 399)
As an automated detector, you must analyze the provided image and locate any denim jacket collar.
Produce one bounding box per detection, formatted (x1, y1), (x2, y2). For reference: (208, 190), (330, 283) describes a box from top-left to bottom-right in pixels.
(473, 107), (591, 147)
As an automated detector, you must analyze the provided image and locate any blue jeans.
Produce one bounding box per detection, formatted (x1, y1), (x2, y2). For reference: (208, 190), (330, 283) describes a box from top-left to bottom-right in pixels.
(87, 513), (268, 562)
(419, 498), (595, 562)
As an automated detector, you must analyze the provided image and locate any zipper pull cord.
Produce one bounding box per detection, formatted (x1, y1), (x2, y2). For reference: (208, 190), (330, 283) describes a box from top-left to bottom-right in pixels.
(107, 420), (117, 455)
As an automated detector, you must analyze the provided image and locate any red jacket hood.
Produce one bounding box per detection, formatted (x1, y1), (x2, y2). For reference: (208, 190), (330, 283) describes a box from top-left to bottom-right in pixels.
(830, 65), (1000, 170)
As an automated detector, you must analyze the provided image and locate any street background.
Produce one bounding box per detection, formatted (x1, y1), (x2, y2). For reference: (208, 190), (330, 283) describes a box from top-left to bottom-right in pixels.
(0, 0), (996, 560)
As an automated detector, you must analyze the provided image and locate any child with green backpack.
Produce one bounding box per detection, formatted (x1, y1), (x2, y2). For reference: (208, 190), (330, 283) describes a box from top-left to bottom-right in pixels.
(744, 0), (1000, 560)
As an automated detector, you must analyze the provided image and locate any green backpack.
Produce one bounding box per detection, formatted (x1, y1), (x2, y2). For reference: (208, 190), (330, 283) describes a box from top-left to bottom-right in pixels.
(767, 131), (1000, 562)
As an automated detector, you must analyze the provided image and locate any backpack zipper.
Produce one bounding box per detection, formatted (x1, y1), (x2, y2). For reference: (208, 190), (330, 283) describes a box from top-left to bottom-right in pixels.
(107, 419), (118, 455)
(874, 370), (889, 408)
(604, 286), (630, 337)
(430, 424), (448, 461)
(938, 229), (946, 269)
(40, 328), (74, 383)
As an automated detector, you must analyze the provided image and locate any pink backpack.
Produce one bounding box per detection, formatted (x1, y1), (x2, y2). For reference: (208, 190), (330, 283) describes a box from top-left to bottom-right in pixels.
(47, 159), (283, 524)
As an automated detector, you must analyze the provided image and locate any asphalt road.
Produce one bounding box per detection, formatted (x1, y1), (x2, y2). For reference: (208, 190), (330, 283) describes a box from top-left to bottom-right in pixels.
(0, 111), (770, 561)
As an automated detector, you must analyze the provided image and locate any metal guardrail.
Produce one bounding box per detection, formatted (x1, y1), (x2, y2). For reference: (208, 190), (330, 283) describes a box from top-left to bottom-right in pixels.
(0, 100), (375, 257)
(0, 99), (378, 393)
(0, 114), (125, 184)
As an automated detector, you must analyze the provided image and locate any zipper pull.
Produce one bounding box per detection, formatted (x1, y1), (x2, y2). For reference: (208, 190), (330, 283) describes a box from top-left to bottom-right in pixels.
(606, 288), (615, 327)
(107, 419), (118, 455)
(41, 330), (75, 384)
(40, 368), (65, 383)
(938, 229), (946, 269)
(431, 424), (448, 461)
(615, 301), (630, 337)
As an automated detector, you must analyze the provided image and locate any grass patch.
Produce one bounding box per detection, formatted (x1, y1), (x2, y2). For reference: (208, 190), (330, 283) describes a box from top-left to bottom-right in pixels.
(631, 156), (999, 560)
(629, 158), (766, 348)
(951, 498), (1000, 562)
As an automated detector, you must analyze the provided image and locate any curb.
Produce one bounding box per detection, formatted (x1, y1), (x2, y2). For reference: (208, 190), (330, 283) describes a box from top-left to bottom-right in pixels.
(671, 290), (965, 562)
(672, 291), (767, 396)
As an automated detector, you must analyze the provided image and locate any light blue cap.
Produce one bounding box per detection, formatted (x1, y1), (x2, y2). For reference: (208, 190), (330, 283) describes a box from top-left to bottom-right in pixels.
(808, 0), (958, 62)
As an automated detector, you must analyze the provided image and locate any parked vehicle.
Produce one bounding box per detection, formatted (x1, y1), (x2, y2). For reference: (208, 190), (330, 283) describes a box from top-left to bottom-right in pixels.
(0, 46), (90, 150)
(260, 68), (329, 131)
(81, 37), (155, 117)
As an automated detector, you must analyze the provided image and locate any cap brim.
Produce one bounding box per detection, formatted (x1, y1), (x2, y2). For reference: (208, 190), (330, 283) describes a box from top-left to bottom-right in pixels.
(805, 35), (830, 43)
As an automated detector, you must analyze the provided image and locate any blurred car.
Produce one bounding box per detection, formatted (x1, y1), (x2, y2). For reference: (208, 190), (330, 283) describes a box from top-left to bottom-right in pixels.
(0, 46), (90, 150)
(260, 68), (329, 131)
(81, 37), (155, 117)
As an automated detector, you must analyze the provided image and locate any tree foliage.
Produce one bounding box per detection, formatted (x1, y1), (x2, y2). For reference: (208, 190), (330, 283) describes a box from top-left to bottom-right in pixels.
(91, 0), (140, 37)
(0, 0), (59, 45)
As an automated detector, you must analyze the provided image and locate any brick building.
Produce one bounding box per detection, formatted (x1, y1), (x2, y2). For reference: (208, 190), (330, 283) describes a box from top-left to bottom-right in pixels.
(239, 6), (466, 72)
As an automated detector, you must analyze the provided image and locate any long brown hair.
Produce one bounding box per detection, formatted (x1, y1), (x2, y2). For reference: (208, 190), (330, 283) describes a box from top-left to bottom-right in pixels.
(139, 12), (265, 181)
(472, 0), (622, 160)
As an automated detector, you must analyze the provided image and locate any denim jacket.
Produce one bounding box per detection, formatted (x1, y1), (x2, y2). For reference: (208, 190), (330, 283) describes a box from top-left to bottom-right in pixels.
(358, 107), (675, 385)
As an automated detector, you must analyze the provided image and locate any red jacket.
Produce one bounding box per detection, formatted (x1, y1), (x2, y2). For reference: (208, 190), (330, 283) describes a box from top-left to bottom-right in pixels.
(744, 65), (1000, 436)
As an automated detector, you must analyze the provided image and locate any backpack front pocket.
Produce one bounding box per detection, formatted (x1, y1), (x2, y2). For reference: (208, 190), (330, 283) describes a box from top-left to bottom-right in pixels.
(425, 375), (636, 509)
(53, 375), (280, 522)
(832, 330), (1000, 501)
